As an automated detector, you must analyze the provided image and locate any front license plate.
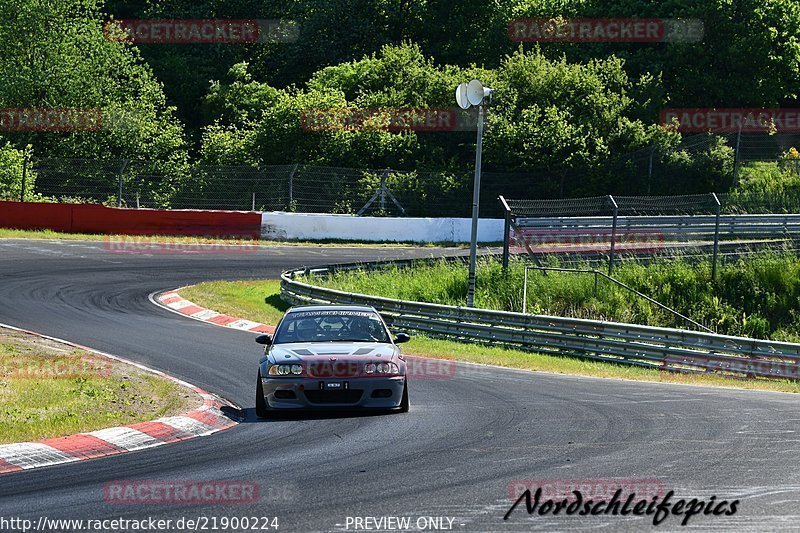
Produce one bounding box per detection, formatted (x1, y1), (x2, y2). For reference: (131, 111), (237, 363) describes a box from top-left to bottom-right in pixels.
(324, 381), (343, 390)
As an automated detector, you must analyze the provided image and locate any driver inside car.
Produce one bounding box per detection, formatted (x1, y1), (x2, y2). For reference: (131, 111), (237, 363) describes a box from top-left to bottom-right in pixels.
(348, 316), (379, 341)
(295, 318), (319, 342)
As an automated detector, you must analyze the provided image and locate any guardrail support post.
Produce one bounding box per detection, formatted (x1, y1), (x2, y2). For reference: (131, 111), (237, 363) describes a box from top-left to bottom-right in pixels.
(711, 192), (721, 280)
(607, 195), (619, 275)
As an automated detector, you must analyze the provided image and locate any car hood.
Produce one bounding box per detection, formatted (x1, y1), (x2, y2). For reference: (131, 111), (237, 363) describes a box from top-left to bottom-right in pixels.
(268, 342), (398, 364)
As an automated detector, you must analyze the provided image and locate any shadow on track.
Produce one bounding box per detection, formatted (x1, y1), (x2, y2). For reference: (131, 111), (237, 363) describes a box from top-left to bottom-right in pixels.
(236, 406), (404, 423)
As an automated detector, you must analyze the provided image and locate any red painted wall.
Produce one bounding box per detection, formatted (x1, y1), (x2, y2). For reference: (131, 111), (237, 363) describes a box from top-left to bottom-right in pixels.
(0, 201), (261, 239)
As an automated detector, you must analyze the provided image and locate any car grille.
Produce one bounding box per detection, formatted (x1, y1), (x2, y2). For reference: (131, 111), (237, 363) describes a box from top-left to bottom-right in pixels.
(305, 361), (362, 378)
(304, 390), (363, 404)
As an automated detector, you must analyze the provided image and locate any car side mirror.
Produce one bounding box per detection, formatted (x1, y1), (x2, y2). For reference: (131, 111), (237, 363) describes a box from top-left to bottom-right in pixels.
(393, 332), (411, 344)
(255, 334), (272, 345)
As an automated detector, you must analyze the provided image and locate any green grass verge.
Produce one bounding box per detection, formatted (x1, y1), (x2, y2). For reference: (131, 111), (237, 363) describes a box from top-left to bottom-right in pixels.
(179, 279), (800, 394)
(181, 280), (290, 326)
(0, 227), (485, 248)
(0, 328), (195, 444)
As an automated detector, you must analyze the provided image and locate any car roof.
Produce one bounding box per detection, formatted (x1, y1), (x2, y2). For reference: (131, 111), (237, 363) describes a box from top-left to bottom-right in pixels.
(287, 305), (377, 313)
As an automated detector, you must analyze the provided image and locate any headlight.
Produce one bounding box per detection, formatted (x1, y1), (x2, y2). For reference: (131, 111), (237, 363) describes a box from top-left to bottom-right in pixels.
(365, 362), (399, 375)
(268, 364), (303, 376)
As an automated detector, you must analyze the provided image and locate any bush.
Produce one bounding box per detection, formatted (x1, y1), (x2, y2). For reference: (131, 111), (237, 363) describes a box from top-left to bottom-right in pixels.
(0, 142), (33, 201)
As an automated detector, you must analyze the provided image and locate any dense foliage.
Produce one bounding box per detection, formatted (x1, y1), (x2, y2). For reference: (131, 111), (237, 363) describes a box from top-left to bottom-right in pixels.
(2, 0), (799, 204)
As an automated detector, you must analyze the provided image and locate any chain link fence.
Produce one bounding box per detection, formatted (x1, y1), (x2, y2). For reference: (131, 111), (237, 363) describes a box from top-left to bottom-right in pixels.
(7, 131), (800, 217)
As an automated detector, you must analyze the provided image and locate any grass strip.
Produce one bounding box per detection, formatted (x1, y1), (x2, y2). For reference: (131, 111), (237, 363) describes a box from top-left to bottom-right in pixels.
(0, 328), (196, 444)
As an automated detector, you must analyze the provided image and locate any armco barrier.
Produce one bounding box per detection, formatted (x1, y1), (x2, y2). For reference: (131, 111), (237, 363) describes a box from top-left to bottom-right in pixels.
(514, 214), (800, 240)
(0, 201), (261, 238)
(280, 261), (800, 381)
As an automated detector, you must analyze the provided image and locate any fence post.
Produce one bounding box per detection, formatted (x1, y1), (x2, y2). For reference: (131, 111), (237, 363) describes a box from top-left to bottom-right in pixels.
(608, 195), (618, 275)
(499, 196), (512, 271)
(288, 163), (298, 208)
(20, 155), (28, 202)
(732, 122), (743, 188)
(522, 266), (528, 314)
(118, 158), (129, 207)
(647, 145), (655, 194)
(711, 192), (721, 280)
(380, 169), (389, 212)
(252, 192), (256, 211)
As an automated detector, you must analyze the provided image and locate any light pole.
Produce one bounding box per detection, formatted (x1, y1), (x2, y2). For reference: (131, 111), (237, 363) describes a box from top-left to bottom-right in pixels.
(456, 80), (493, 307)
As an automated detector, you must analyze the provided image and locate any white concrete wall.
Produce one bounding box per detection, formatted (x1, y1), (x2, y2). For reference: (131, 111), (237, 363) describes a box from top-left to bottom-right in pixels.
(261, 212), (504, 243)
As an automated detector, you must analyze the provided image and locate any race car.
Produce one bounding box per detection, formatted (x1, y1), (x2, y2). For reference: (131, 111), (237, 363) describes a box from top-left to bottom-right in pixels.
(255, 305), (411, 417)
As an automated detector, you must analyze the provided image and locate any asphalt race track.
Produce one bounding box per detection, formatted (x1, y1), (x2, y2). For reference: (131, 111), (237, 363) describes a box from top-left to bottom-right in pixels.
(0, 239), (798, 532)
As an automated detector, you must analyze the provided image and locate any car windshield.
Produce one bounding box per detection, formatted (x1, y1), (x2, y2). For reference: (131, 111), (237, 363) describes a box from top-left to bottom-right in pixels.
(273, 310), (391, 344)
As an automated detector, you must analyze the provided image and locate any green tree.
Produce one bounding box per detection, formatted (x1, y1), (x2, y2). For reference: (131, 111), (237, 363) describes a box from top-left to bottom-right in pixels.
(0, 0), (189, 204)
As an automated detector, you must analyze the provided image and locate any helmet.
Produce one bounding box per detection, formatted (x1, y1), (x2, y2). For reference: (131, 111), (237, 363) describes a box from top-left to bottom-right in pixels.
(295, 318), (318, 339)
(348, 317), (373, 339)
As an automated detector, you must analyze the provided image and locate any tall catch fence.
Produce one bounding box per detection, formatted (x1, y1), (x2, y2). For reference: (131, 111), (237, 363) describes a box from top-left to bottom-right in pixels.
(500, 194), (800, 277)
(7, 132), (800, 217)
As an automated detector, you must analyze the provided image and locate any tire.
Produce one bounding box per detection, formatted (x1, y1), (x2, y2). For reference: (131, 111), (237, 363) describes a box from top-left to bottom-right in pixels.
(255, 372), (270, 419)
(398, 379), (410, 413)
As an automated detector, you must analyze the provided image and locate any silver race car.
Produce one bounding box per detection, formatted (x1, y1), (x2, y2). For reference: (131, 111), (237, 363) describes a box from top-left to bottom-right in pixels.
(255, 305), (410, 417)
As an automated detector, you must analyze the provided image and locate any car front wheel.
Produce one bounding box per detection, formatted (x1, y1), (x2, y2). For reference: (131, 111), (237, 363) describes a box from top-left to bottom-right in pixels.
(255, 372), (270, 419)
(398, 379), (410, 413)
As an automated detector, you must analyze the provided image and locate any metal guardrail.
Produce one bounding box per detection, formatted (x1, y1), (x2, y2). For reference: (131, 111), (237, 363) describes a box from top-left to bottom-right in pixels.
(281, 260), (800, 381)
(514, 214), (800, 239)
(502, 195), (800, 278)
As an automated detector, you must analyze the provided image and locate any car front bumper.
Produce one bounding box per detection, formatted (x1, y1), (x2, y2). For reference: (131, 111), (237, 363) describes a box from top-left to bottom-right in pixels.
(261, 375), (405, 410)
